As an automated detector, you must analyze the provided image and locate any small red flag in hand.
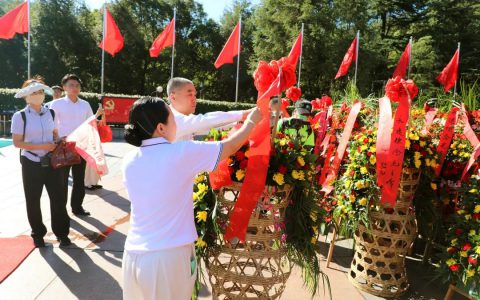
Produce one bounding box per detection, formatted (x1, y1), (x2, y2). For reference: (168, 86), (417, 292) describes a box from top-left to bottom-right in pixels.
(150, 18), (175, 58)
(287, 32), (302, 69)
(437, 48), (459, 92)
(214, 22), (240, 69)
(0, 2), (28, 40)
(335, 36), (357, 79)
(392, 41), (411, 79)
(99, 9), (124, 57)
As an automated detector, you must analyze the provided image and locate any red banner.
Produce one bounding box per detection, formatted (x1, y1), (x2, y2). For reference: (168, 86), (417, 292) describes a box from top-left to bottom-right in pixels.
(102, 97), (138, 124)
(376, 96), (393, 188)
(460, 104), (480, 181)
(321, 101), (362, 194)
(435, 107), (459, 177)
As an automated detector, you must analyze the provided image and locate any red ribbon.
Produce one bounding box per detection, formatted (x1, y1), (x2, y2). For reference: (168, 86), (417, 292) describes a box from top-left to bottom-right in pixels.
(435, 107), (460, 177)
(376, 97), (393, 188)
(460, 104), (480, 181)
(321, 101), (362, 195)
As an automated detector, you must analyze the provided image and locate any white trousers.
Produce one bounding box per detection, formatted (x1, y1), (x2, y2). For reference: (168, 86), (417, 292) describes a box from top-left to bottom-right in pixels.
(122, 244), (197, 300)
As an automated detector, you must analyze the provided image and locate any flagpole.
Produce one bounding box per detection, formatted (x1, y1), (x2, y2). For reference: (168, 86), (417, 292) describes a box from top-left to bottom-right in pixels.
(101, 1), (106, 94)
(170, 7), (176, 80)
(235, 16), (242, 103)
(407, 36), (413, 79)
(354, 30), (359, 86)
(298, 23), (304, 88)
(27, 0), (31, 78)
(453, 42), (460, 99)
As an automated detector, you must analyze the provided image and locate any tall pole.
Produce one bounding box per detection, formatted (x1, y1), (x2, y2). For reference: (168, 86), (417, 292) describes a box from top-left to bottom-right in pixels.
(170, 8), (176, 80)
(354, 30), (360, 87)
(101, 1), (106, 94)
(298, 23), (304, 88)
(235, 16), (242, 103)
(27, 0), (31, 78)
(453, 42), (460, 99)
(407, 36), (413, 80)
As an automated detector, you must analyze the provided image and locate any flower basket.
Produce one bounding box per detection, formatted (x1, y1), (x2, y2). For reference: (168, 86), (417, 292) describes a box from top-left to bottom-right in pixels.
(207, 182), (293, 299)
(348, 168), (420, 297)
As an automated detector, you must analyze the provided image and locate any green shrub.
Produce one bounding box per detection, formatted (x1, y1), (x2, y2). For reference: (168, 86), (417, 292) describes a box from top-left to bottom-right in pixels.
(0, 88), (255, 115)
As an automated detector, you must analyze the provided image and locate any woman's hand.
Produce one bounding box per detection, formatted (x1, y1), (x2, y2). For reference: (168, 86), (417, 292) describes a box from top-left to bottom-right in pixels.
(245, 108), (262, 125)
(43, 143), (57, 152)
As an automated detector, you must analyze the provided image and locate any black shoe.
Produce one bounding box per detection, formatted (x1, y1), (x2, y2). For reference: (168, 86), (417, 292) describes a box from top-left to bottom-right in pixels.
(59, 237), (71, 247)
(92, 185), (103, 189)
(33, 238), (45, 248)
(85, 186), (96, 190)
(73, 209), (90, 216)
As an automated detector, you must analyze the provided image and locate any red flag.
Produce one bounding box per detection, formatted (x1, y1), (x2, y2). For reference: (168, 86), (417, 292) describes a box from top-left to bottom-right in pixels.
(392, 41), (411, 79)
(149, 18), (175, 58)
(99, 9), (124, 57)
(0, 2), (28, 40)
(437, 49), (459, 92)
(287, 32), (302, 69)
(335, 37), (357, 79)
(214, 22), (240, 69)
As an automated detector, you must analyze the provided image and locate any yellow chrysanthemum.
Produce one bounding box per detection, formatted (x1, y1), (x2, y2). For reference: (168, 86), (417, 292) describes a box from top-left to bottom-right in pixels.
(474, 205), (480, 213)
(451, 239), (458, 246)
(466, 269), (475, 278)
(405, 139), (411, 149)
(196, 211), (207, 222)
(414, 159), (421, 169)
(193, 193), (199, 202)
(279, 138), (287, 146)
(369, 146), (376, 153)
(420, 141), (426, 147)
(431, 183), (437, 190)
(469, 230), (476, 236)
(195, 175), (206, 184)
(460, 251), (468, 258)
(360, 167), (368, 174)
(297, 156), (305, 167)
(236, 169), (245, 181)
(446, 258), (456, 266)
(273, 173), (285, 186)
(360, 145), (368, 151)
(369, 155), (376, 165)
(195, 237), (207, 248)
(197, 183), (208, 194)
(349, 194), (356, 203)
(345, 180), (351, 188)
(355, 181), (365, 189)
(476, 247), (480, 255)
(359, 198), (367, 206)
(414, 152), (422, 160)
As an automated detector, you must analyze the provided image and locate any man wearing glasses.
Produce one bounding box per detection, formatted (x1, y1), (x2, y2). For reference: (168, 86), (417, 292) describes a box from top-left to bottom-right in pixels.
(50, 74), (93, 216)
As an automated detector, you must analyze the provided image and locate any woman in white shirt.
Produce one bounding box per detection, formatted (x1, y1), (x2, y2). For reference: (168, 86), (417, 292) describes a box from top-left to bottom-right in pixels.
(122, 97), (261, 300)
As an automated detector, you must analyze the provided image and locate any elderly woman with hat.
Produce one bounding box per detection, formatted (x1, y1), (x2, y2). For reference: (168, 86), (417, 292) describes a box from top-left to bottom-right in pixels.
(10, 76), (70, 248)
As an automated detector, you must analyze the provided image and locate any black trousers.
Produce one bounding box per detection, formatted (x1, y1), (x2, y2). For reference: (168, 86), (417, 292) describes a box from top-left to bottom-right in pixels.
(63, 158), (87, 212)
(21, 156), (70, 239)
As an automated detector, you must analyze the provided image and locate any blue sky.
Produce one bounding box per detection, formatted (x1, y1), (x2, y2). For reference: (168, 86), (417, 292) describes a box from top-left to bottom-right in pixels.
(84, 0), (260, 22)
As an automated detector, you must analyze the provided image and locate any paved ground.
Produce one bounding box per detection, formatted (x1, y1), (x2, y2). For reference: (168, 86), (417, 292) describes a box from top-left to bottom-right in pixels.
(0, 141), (461, 299)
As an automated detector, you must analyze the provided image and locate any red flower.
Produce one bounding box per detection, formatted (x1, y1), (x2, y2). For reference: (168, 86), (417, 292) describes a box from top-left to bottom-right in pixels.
(253, 61), (278, 93)
(281, 98), (290, 110)
(331, 200), (337, 206)
(311, 95), (332, 110)
(385, 76), (419, 102)
(463, 242), (472, 251)
(286, 86), (302, 101)
(235, 151), (245, 161)
(473, 213), (480, 221)
(363, 138), (369, 144)
(468, 256), (478, 265)
(288, 142), (295, 149)
(455, 228), (463, 236)
(367, 151), (372, 157)
(349, 170), (355, 177)
(324, 216), (332, 223)
(447, 247), (457, 254)
(449, 264), (460, 272)
(279, 165), (288, 174)
(412, 144), (420, 151)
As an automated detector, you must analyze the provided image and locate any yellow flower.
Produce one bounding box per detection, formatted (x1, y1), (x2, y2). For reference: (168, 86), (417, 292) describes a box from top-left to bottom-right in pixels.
(451, 239), (458, 246)
(196, 211), (207, 222)
(349, 194), (356, 203)
(474, 205), (480, 213)
(236, 169), (245, 181)
(470, 189), (478, 194)
(414, 159), (421, 169)
(297, 156), (305, 167)
(369, 146), (376, 153)
(405, 139), (411, 149)
(355, 181), (365, 189)
(446, 258), (456, 266)
(453, 150), (458, 155)
(369, 156), (376, 165)
(360, 145), (368, 151)
(195, 237), (207, 248)
(420, 141), (426, 147)
(194, 175), (205, 184)
(408, 133), (419, 141)
(414, 152), (422, 160)
(345, 180), (351, 188)
(457, 210), (466, 215)
(466, 269), (475, 278)
(279, 138), (287, 146)
(465, 214), (472, 220)
(360, 167), (368, 174)
(197, 183), (208, 194)
(431, 183), (437, 190)
(359, 198), (367, 206)
(273, 173), (285, 186)
(311, 236), (317, 244)
(476, 247), (480, 255)
(460, 251), (468, 258)
(292, 170), (305, 181)
(193, 193), (199, 202)
(469, 230), (476, 236)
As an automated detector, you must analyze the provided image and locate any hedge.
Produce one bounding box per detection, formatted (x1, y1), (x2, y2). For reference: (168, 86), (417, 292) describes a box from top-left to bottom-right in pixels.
(0, 88), (255, 116)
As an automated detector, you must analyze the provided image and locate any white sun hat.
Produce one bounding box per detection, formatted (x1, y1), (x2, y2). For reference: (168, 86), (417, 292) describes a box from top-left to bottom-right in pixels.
(14, 81), (54, 98)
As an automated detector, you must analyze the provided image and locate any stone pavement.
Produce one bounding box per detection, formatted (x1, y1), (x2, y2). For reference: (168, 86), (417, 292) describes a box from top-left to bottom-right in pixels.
(0, 141), (459, 300)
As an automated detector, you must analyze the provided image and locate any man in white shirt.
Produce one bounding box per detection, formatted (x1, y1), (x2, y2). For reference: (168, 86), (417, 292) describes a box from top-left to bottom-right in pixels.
(50, 74), (93, 216)
(167, 77), (252, 141)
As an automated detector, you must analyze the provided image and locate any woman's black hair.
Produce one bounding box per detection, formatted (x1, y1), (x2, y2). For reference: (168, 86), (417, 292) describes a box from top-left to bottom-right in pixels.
(124, 97), (170, 147)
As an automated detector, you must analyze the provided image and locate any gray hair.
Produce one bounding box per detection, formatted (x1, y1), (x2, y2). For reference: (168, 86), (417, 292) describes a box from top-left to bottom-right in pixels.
(166, 77), (193, 97)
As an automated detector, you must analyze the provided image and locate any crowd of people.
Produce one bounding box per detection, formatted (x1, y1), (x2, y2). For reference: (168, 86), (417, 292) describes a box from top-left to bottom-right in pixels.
(11, 75), (314, 299)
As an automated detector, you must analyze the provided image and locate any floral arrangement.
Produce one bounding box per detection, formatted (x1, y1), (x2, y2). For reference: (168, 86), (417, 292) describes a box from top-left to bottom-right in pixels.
(438, 173), (480, 296)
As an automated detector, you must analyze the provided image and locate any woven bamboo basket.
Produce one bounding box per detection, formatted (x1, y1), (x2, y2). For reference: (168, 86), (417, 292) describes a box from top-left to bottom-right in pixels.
(207, 182), (293, 299)
(348, 168), (421, 298)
